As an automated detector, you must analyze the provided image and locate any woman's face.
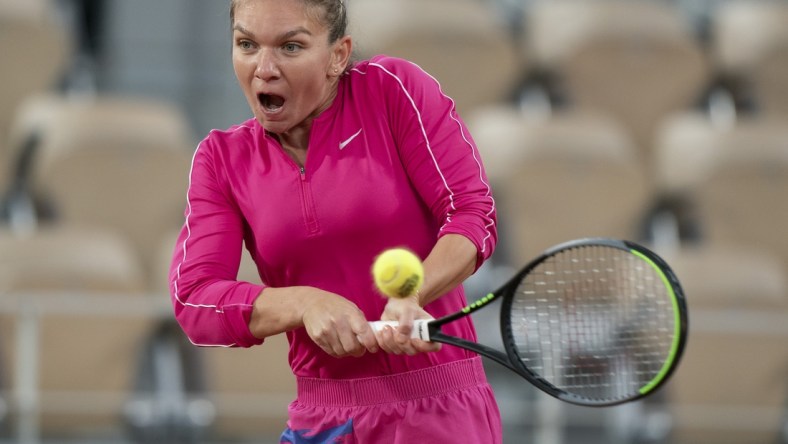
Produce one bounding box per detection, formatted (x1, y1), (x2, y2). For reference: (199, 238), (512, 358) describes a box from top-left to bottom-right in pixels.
(232, 0), (350, 135)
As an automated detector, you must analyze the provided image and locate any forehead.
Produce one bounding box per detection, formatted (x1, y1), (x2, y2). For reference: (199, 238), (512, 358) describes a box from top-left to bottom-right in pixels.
(233, 0), (325, 32)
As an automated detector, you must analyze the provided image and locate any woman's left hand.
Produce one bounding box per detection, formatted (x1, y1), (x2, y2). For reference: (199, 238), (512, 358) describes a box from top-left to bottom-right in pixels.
(376, 295), (441, 355)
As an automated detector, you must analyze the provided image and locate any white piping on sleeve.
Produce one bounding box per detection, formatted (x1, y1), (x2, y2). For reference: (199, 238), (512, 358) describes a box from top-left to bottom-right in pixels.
(171, 124), (253, 348)
(172, 138), (220, 310)
(445, 107), (497, 254)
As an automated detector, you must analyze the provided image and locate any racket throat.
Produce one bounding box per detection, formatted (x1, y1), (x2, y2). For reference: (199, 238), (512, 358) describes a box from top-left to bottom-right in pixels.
(433, 334), (525, 377)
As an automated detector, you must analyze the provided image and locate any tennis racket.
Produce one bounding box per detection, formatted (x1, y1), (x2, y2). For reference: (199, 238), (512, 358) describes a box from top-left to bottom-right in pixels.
(370, 238), (688, 407)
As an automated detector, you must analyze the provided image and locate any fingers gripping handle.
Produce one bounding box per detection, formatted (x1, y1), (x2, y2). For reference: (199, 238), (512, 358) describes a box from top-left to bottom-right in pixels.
(369, 319), (432, 341)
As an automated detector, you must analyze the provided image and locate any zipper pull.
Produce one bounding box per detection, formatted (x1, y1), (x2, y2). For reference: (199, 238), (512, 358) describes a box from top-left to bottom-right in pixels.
(300, 166), (305, 175)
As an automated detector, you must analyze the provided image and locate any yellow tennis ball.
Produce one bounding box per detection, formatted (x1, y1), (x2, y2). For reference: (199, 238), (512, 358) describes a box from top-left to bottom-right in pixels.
(372, 248), (424, 298)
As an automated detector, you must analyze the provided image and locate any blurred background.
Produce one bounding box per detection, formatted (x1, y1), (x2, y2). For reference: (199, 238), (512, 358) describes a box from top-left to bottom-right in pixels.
(0, 0), (787, 442)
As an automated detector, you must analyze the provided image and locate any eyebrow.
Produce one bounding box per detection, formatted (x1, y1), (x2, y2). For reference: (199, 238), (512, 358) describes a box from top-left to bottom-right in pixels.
(232, 24), (313, 41)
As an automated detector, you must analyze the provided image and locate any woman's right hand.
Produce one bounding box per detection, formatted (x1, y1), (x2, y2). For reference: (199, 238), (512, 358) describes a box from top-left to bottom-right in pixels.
(301, 288), (379, 358)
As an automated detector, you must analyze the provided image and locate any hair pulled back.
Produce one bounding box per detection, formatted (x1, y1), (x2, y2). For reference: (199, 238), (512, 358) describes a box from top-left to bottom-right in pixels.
(230, 0), (348, 43)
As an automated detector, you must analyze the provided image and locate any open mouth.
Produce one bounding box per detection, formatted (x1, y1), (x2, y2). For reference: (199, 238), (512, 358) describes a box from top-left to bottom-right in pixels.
(258, 93), (285, 113)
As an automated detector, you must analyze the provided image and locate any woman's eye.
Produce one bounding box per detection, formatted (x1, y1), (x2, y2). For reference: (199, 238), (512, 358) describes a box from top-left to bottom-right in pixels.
(283, 43), (301, 53)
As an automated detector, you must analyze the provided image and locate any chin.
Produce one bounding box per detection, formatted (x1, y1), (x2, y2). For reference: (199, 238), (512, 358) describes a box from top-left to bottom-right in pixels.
(257, 117), (289, 135)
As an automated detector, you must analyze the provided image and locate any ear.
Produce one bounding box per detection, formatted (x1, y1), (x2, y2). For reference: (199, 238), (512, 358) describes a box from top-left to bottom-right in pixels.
(329, 35), (353, 76)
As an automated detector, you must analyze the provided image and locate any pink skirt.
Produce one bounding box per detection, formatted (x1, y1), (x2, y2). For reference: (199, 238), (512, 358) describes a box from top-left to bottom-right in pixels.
(280, 357), (502, 444)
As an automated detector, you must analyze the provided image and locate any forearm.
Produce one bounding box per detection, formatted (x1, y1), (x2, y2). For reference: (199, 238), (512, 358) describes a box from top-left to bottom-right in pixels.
(247, 286), (314, 339)
(248, 285), (380, 357)
(417, 233), (478, 307)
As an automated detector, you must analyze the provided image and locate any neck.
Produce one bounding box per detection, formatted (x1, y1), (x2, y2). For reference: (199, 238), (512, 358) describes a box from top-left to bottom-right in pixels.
(278, 126), (311, 153)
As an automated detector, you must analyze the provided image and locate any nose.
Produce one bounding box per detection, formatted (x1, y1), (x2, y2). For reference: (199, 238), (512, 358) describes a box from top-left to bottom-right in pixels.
(254, 48), (280, 80)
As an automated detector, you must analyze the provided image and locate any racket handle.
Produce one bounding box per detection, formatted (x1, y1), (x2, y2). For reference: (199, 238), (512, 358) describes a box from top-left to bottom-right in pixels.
(368, 319), (432, 341)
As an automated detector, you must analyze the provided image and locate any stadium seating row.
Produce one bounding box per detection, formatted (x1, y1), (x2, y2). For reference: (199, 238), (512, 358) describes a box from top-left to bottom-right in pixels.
(4, 0), (788, 188)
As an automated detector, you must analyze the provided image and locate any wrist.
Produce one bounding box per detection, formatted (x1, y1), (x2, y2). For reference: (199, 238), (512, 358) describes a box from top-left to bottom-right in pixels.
(294, 286), (319, 323)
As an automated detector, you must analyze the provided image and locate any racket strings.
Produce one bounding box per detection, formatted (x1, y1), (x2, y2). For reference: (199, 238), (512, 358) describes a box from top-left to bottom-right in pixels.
(509, 245), (676, 402)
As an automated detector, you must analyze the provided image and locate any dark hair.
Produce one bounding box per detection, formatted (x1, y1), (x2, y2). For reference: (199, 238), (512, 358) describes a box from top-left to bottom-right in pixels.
(230, 0), (348, 43)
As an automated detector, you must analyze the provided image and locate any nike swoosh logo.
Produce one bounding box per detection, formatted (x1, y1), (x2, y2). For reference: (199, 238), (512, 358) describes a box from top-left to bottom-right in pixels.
(339, 128), (363, 150)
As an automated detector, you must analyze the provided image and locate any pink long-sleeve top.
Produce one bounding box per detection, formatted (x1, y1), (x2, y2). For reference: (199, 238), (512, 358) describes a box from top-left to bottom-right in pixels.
(170, 55), (497, 379)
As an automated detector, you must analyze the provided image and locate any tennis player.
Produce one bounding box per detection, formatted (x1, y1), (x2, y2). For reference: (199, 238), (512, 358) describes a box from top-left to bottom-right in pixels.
(169, 0), (501, 442)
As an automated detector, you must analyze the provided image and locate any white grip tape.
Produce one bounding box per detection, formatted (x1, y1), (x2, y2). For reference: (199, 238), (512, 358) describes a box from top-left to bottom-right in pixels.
(368, 319), (431, 341)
